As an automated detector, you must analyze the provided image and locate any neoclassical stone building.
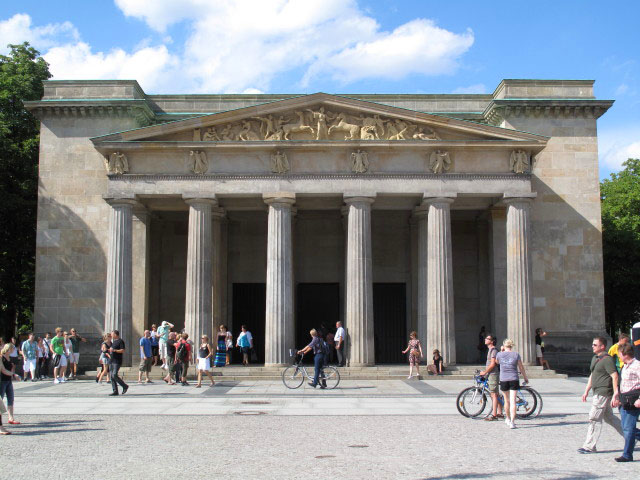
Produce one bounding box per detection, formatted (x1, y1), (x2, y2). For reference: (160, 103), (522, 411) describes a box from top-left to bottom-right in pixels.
(27, 79), (612, 367)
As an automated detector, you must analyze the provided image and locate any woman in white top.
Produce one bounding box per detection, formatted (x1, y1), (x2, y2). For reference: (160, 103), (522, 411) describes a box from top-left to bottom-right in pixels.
(63, 332), (73, 379)
(225, 329), (233, 365)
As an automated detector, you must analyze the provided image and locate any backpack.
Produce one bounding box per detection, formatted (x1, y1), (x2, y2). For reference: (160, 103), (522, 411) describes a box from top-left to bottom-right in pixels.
(177, 342), (188, 362)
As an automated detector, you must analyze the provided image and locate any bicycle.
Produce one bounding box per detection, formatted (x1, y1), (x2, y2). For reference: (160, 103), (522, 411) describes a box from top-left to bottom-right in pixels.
(281, 351), (340, 389)
(456, 371), (541, 418)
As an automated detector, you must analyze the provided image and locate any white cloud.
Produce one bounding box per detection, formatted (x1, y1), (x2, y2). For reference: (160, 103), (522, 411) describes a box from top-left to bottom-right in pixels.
(452, 83), (486, 94)
(1, 2), (475, 94)
(0, 13), (78, 54)
(615, 84), (629, 95)
(599, 126), (640, 176)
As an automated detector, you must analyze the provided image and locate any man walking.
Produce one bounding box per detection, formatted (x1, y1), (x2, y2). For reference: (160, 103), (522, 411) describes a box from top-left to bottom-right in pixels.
(479, 334), (503, 421)
(50, 328), (67, 384)
(20, 334), (38, 382)
(138, 330), (153, 384)
(67, 328), (87, 380)
(157, 321), (174, 370)
(608, 333), (630, 373)
(335, 321), (345, 367)
(611, 343), (640, 462)
(41, 332), (52, 379)
(578, 336), (623, 454)
(108, 330), (129, 396)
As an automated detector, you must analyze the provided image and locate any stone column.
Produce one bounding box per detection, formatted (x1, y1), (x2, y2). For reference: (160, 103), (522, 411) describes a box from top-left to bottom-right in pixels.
(104, 197), (136, 366)
(184, 197), (215, 344)
(211, 207), (226, 335)
(344, 195), (375, 366)
(132, 207), (150, 351)
(505, 197), (534, 364)
(413, 204), (429, 348)
(489, 208), (508, 343)
(264, 193), (295, 366)
(425, 197), (456, 365)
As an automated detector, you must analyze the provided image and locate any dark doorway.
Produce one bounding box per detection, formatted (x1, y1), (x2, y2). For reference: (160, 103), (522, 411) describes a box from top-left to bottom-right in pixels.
(232, 283), (266, 364)
(296, 283), (340, 363)
(373, 283), (407, 364)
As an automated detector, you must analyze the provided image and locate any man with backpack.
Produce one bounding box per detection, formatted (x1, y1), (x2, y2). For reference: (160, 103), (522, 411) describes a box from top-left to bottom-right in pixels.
(175, 333), (192, 386)
(577, 336), (623, 454)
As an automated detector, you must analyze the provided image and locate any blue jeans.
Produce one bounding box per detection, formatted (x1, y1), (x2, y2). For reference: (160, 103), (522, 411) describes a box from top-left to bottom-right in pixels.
(313, 353), (325, 386)
(619, 406), (640, 460)
(0, 381), (14, 407)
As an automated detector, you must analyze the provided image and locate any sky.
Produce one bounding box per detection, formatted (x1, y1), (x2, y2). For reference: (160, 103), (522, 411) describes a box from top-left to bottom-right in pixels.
(1, 0), (638, 179)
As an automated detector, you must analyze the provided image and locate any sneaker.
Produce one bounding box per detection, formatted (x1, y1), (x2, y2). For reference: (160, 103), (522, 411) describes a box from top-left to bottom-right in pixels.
(614, 456), (632, 462)
(307, 382), (317, 388)
(108, 392), (119, 396)
(61, 377), (67, 383)
(577, 448), (596, 454)
(509, 422), (516, 429)
(122, 385), (129, 395)
(505, 417), (510, 426)
(54, 378), (60, 384)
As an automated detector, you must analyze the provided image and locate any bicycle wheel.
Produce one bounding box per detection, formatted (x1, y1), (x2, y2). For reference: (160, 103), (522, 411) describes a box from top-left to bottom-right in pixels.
(456, 387), (487, 418)
(322, 366), (340, 389)
(514, 387), (537, 418)
(282, 366), (304, 389)
(528, 387), (543, 418)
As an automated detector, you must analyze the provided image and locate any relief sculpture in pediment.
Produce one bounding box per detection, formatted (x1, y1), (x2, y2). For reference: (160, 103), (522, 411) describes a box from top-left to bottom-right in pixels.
(193, 107), (440, 142)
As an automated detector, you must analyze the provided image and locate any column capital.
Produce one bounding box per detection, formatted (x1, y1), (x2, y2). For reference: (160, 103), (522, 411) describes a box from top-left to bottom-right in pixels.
(103, 194), (138, 207)
(263, 192), (296, 206)
(182, 195), (218, 207)
(502, 192), (536, 206)
(422, 193), (456, 206)
(344, 193), (376, 205)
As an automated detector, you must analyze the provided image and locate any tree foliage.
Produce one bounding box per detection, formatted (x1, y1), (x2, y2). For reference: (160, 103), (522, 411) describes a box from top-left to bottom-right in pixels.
(0, 43), (51, 339)
(601, 158), (640, 336)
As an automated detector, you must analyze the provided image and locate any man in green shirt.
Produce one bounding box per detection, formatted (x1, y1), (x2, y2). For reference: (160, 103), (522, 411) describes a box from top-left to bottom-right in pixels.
(578, 336), (623, 454)
(50, 328), (68, 384)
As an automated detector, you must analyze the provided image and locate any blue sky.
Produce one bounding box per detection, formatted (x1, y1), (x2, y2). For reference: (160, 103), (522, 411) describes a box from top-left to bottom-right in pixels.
(1, 0), (638, 178)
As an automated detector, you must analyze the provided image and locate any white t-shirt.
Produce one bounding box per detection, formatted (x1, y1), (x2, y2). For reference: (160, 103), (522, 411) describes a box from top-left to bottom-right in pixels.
(335, 327), (345, 342)
(64, 340), (72, 356)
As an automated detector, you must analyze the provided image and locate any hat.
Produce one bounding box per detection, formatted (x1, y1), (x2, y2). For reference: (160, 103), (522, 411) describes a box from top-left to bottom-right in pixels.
(161, 321), (169, 327)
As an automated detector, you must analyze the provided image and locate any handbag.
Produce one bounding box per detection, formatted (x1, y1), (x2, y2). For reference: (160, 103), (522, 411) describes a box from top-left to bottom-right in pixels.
(620, 388), (640, 409)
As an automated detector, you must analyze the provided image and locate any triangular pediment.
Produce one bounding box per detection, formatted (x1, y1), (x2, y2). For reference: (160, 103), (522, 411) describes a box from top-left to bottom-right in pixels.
(91, 93), (547, 146)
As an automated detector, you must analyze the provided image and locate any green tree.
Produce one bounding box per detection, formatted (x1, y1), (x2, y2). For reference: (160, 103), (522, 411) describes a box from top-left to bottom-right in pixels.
(601, 158), (640, 336)
(0, 43), (51, 339)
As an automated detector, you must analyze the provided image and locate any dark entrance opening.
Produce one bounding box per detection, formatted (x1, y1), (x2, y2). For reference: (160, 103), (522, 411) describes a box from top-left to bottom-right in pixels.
(296, 283), (340, 363)
(232, 283), (266, 364)
(373, 283), (407, 364)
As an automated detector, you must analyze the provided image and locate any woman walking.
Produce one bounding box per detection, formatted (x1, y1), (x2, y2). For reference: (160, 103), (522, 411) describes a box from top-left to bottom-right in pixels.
(496, 339), (529, 429)
(1, 343), (21, 428)
(402, 331), (423, 379)
(214, 325), (228, 368)
(196, 335), (215, 388)
(236, 325), (253, 366)
(97, 333), (112, 384)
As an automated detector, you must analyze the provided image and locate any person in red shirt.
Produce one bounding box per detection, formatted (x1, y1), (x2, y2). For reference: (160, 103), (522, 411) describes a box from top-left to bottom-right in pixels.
(175, 333), (192, 386)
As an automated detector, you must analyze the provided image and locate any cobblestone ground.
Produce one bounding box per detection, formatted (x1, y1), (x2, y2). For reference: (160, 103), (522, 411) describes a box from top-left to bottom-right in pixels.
(3, 413), (637, 479)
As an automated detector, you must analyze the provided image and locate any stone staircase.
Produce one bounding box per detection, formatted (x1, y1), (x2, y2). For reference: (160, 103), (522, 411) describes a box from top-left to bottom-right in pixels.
(81, 364), (566, 381)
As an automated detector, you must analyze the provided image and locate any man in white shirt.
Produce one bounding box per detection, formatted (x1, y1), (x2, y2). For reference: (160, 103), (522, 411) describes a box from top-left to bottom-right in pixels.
(157, 321), (174, 370)
(334, 321), (345, 367)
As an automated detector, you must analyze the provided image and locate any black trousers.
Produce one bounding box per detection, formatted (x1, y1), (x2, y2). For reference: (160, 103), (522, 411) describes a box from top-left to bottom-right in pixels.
(109, 363), (128, 394)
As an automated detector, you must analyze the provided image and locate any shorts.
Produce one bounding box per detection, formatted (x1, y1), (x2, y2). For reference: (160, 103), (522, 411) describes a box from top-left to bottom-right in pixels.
(241, 346), (250, 355)
(99, 353), (110, 365)
(197, 358), (211, 371)
(500, 380), (520, 391)
(167, 356), (176, 374)
(159, 340), (168, 359)
(53, 353), (67, 368)
(487, 374), (499, 393)
(139, 357), (152, 373)
(152, 345), (159, 356)
(535, 345), (543, 358)
(24, 358), (37, 373)
(71, 353), (80, 364)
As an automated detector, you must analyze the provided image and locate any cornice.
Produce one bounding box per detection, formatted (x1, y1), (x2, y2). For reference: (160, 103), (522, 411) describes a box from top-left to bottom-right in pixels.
(107, 172), (532, 182)
(483, 99), (614, 126)
(24, 99), (155, 127)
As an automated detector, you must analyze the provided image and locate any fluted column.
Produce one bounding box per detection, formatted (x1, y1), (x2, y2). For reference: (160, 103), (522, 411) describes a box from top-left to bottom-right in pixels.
(426, 197), (456, 365)
(344, 195), (375, 366)
(104, 197), (136, 366)
(264, 193), (295, 366)
(211, 207), (226, 335)
(184, 197), (215, 343)
(505, 197), (534, 364)
(413, 204), (429, 348)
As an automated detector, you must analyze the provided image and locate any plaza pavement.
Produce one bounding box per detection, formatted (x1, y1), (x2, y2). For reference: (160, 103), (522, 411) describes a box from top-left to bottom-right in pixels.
(4, 377), (638, 479)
